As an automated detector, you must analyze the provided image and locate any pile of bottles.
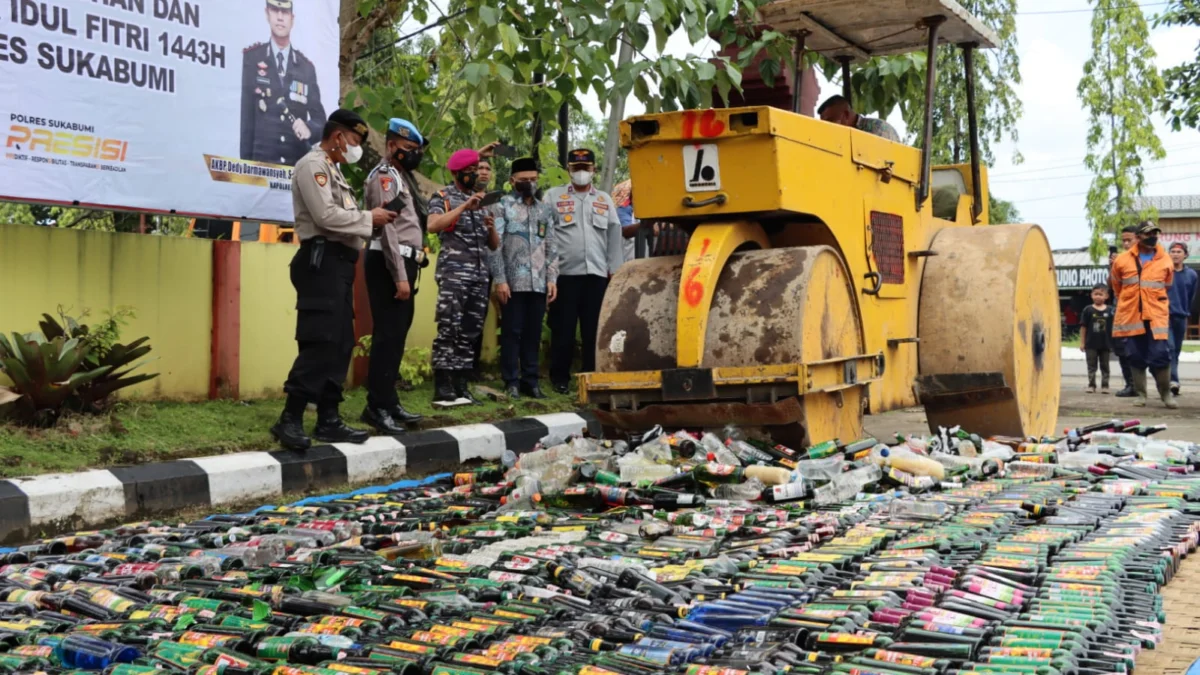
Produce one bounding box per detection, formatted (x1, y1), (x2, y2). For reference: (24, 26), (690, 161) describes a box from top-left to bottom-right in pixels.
(1, 418), (1200, 675)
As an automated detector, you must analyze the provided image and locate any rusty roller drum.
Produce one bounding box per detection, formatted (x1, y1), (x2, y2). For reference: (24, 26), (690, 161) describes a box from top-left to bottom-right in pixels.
(917, 224), (1061, 438)
(594, 246), (865, 445)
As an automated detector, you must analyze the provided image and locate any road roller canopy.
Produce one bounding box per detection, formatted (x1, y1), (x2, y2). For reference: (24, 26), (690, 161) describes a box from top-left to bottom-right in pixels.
(756, 0), (999, 61)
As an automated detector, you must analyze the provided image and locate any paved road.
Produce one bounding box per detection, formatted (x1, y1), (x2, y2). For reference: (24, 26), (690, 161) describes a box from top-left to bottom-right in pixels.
(866, 360), (1200, 443)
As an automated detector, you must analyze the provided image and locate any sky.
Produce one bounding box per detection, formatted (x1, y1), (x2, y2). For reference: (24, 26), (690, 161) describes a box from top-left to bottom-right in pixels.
(404, 1), (1200, 250)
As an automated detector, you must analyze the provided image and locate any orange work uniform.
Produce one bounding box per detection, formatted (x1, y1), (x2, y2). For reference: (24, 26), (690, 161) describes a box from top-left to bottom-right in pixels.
(1110, 245), (1173, 340)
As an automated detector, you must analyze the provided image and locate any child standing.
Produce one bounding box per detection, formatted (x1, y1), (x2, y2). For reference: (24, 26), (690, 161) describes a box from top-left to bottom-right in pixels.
(1079, 284), (1115, 394)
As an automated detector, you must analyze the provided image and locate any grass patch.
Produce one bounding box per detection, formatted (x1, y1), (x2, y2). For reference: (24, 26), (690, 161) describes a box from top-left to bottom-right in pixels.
(0, 378), (583, 479)
(1063, 337), (1200, 352)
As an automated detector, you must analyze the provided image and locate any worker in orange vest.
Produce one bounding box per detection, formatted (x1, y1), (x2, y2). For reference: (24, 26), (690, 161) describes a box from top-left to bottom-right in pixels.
(1110, 220), (1176, 408)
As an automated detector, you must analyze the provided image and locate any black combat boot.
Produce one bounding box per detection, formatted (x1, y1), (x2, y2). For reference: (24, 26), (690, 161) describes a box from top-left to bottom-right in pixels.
(270, 395), (312, 451)
(455, 371), (482, 405)
(433, 370), (458, 405)
(313, 406), (370, 444)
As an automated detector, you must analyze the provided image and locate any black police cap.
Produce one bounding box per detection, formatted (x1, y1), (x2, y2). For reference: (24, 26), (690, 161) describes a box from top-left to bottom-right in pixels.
(327, 109), (370, 142)
(567, 148), (595, 165)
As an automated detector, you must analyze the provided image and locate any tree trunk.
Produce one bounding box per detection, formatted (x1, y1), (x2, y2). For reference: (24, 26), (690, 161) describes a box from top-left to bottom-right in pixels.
(339, 0), (407, 158)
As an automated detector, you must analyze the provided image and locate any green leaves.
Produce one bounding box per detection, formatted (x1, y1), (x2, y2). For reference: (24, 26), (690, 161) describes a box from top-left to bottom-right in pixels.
(1079, 0), (1166, 253)
(1157, 1), (1200, 131)
(498, 24), (521, 56)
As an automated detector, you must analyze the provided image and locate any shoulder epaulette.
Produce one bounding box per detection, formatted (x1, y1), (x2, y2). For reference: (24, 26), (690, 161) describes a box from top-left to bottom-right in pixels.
(244, 41), (265, 53)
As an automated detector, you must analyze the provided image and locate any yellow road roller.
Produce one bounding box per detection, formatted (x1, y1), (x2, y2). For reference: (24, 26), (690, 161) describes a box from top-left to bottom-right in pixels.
(580, 0), (1061, 445)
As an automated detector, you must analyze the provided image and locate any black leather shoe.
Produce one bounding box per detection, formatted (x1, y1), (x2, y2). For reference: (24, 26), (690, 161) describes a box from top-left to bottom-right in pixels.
(520, 383), (546, 399)
(313, 408), (370, 444)
(361, 407), (405, 435)
(552, 382), (569, 395)
(1114, 386), (1137, 398)
(270, 412), (311, 451)
(389, 404), (423, 426)
(506, 384), (521, 400)
(455, 371), (483, 405)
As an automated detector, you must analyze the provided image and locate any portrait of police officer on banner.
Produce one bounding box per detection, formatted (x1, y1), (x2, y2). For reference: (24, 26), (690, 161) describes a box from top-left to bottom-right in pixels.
(240, 0), (328, 166)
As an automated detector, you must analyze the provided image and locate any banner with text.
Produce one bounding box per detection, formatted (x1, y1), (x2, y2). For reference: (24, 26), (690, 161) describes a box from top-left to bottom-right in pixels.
(0, 0), (340, 222)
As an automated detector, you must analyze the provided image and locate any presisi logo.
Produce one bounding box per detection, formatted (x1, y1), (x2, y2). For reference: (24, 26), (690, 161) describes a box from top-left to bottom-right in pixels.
(6, 125), (129, 162)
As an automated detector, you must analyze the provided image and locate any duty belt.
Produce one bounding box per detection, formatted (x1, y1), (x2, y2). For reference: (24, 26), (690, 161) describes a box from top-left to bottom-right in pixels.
(369, 240), (427, 264)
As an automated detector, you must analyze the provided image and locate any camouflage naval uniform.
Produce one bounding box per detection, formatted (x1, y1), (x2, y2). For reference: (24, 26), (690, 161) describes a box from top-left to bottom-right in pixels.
(429, 184), (492, 371)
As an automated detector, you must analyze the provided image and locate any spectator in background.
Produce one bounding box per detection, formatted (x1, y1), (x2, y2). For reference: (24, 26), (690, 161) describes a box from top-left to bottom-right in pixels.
(1079, 284), (1114, 394)
(490, 157), (559, 400)
(612, 180), (638, 264)
(1111, 221), (1175, 409)
(545, 148), (623, 394)
(1168, 242), (1198, 395)
(818, 95), (901, 143)
(1111, 225), (1139, 397)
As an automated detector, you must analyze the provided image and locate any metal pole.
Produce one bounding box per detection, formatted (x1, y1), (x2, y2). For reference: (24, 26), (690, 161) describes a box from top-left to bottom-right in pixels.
(962, 44), (984, 224)
(840, 57), (853, 104)
(601, 27), (635, 193)
(916, 16), (946, 209)
(557, 103), (569, 170)
(791, 32), (808, 114)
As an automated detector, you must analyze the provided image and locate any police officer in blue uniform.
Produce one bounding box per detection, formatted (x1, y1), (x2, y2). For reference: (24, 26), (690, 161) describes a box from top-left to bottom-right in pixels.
(241, 0), (327, 166)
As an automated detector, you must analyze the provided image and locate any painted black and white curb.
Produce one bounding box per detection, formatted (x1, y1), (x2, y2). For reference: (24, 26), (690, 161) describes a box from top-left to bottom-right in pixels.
(0, 412), (599, 544)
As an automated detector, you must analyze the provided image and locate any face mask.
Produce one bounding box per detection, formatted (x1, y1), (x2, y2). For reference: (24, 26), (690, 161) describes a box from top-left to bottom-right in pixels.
(571, 170), (593, 186)
(514, 180), (536, 196)
(1143, 235), (1158, 248)
(459, 172), (478, 190)
(342, 139), (363, 165)
(400, 148), (423, 172)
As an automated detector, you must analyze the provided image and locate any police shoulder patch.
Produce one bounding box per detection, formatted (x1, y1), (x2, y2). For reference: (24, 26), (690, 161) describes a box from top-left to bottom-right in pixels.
(314, 173), (328, 187)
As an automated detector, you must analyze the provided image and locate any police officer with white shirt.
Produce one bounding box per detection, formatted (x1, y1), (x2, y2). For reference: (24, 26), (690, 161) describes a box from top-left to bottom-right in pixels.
(271, 109), (396, 451)
(544, 148), (622, 394)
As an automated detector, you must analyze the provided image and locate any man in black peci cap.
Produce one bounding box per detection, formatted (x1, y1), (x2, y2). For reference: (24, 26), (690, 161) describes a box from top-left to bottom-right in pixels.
(271, 109), (397, 451)
(489, 157), (559, 400)
(240, 0), (327, 166)
(543, 148), (622, 394)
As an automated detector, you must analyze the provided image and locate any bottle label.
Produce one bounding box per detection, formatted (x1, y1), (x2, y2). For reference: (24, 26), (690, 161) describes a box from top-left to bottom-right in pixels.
(213, 652), (255, 668)
(871, 650), (935, 668)
(686, 666), (749, 675)
(488, 571), (526, 583)
(9, 645), (52, 658)
(258, 635), (304, 660)
(599, 531), (630, 543)
(455, 654), (504, 667)
(817, 633), (876, 645)
(179, 631), (238, 648)
(771, 483), (807, 501)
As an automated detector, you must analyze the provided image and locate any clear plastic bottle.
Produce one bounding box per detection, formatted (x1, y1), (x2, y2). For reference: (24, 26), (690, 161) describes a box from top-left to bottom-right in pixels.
(889, 500), (948, 520)
(877, 447), (946, 480)
(704, 438), (743, 467)
(711, 478), (765, 502)
(814, 464), (881, 505)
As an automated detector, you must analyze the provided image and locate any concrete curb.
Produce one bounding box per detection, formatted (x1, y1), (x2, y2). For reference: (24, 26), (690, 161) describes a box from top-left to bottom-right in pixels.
(0, 411), (599, 544)
(1061, 347), (1200, 363)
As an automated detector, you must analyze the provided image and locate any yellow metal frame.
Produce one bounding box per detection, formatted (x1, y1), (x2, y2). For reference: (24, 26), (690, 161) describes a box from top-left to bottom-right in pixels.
(676, 222), (771, 368)
(579, 354), (882, 405)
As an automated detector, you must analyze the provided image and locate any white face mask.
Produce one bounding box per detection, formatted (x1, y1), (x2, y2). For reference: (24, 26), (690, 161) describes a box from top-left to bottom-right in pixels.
(342, 141), (363, 165)
(571, 170), (593, 186)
